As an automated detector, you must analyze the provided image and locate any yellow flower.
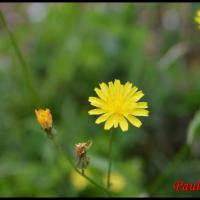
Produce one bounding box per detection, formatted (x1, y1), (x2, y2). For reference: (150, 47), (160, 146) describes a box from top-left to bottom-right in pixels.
(88, 79), (149, 132)
(103, 173), (126, 192)
(194, 10), (200, 29)
(70, 170), (91, 190)
(35, 108), (53, 131)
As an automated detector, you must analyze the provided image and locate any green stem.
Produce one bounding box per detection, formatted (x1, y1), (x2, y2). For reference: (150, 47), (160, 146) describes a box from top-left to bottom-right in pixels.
(50, 136), (111, 196)
(0, 10), (40, 106)
(82, 168), (85, 175)
(107, 130), (114, 190)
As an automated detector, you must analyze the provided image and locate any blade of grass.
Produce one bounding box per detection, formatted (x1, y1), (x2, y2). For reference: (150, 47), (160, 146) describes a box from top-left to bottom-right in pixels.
(148, 144), (190, 196)
(0, 10), (40, 106)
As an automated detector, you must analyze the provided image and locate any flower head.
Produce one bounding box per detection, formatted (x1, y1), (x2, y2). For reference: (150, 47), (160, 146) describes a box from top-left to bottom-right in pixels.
(194, 10), (200, 29)
(88, 79), (149, 132)
(35, 108), (53, 131)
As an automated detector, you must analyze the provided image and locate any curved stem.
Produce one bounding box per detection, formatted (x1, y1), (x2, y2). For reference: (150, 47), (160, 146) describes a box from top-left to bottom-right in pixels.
(50, 136), (111, 196)
(0, 10), (40, 106)
(107, 130), (114, 190)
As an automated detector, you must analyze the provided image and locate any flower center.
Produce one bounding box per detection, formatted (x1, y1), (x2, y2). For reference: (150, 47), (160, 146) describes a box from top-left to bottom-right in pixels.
(106, 94), (127, 115)
(105, 93), (137, 116)
(113, 99), (124, 113)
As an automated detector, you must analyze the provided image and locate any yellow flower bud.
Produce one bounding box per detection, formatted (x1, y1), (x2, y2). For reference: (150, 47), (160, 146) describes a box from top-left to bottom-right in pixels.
(35, 108), (53, 132)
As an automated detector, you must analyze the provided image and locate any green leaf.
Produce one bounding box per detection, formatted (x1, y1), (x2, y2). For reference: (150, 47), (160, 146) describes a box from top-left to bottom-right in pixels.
(187, 110), (200, 145)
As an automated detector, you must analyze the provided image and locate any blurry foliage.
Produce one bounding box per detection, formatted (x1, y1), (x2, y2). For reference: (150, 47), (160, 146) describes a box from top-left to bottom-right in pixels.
(187, 110), (200, 145)
(0, 2), (200, 197)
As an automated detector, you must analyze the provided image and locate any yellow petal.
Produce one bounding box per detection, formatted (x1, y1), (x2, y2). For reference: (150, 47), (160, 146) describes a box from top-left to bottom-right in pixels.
(119, 116), (128, 132)
(114, 79), (123, 94)
(108, 81), (114, 87)
(126, 115), (142, 128)
(108, 81), (114, 94)
(99, 82), (109, 96)
(95, 113), (112, 124)
(114, 79), (121, 86)
(123, 82), (132, 96)
(114, 79), (121, 89)
(88, 109), (105, 115)
(125, 87), (138, 101)
(131, 109), (149, 116)
(88, 97), (105, 108)
(113, 114), (120, 128)
(136, 102), (148, 109)
(94, 88), (106, 100)
(131, 91), (144, 102)
(104, 114), (116, 130)
(124, 84), (138, 99)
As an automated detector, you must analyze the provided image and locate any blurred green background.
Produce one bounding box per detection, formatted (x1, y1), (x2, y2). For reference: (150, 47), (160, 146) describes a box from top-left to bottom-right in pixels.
(0, 2), (200, 197)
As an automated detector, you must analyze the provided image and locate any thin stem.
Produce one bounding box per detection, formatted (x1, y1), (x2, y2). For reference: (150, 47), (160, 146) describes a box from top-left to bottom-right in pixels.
(82, 168), (85, 175)
(50, 136), (111, 196)
(0, 10), (40, 105)
(107, 130), (114, 190)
